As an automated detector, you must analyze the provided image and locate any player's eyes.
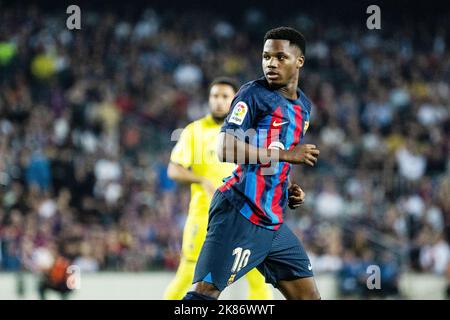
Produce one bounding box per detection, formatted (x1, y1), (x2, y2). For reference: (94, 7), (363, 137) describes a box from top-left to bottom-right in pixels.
(263, 55), (270, 60)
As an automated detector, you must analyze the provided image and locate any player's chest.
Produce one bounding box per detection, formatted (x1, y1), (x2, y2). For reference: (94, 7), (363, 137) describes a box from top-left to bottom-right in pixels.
(255, 104), (310, 148)
(199, 126), (221, 160)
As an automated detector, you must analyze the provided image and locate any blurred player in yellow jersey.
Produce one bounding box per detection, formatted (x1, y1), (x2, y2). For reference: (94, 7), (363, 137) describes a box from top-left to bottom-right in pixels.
(164, 77), (273, 300)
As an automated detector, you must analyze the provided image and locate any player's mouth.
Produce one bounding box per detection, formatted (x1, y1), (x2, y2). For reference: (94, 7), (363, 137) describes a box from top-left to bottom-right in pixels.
(266, 71), (280, 80)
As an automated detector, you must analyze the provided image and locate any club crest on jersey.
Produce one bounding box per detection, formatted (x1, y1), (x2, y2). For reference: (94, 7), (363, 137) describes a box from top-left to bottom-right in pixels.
(227, 274), (236, 286)
(304, 120), (310, 133)
(229, 101), (248, 125)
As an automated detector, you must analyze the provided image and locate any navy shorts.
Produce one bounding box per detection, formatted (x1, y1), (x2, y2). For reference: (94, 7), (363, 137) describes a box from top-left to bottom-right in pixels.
(193, 190), (313, 291)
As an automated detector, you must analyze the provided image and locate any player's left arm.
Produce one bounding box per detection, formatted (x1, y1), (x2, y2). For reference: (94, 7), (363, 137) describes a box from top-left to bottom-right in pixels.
(288, 179), (305, 209)
(288, 108), (312, 209)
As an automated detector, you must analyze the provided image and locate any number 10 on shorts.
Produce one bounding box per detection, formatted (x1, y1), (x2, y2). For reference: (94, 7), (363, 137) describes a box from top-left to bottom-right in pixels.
(231, 247), (251, 273)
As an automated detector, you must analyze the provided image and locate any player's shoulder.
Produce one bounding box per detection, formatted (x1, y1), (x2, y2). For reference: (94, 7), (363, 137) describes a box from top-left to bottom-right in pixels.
(233, 78), (275, 112)
(182, 115), (211, 132)
(236, 77), (271, 98)
(179, 119), (197, 136)
(195, 114), (212, 126)
(298, 88), (313, 113)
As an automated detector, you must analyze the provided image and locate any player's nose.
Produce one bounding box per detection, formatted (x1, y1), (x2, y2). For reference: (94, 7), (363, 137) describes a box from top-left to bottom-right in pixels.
(216, 102), (226, 110)
(267, 57), (278, 68)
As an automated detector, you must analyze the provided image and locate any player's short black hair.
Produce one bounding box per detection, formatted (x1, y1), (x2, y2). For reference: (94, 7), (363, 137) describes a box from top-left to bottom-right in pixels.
(209, 77), (239, 93)
(264, 27), (306, 55)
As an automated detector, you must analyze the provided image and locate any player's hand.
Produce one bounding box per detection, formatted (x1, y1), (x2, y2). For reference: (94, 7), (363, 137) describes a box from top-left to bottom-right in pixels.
(288, 183), (305, 209)
(201, 178), (216, 197)
(285, 144), (320, 166)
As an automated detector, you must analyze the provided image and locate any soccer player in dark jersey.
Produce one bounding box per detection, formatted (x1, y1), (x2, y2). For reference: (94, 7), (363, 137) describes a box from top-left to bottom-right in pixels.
(183, 27), (321, 300)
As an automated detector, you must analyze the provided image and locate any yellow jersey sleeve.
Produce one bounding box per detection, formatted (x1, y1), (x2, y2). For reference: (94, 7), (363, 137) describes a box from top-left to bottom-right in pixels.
(170, 124), (194, 168)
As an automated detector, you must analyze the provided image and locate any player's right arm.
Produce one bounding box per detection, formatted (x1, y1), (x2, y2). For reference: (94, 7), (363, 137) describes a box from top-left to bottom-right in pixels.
(280, 143), (320, 166)
(217, 85), (319, 166)
(217, 133), (319, 166)
(168, 124), (216, 195)
(167, 163), (215, 195)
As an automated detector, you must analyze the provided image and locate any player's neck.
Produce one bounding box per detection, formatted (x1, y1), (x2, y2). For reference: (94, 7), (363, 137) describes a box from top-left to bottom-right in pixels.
(210, 114), (225, 125)
(277, 78), (299, 100)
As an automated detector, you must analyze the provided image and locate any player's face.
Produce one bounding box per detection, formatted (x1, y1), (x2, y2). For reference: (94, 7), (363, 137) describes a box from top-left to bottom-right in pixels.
(262, 39), (304, 87)
(209, 84), (236, 121)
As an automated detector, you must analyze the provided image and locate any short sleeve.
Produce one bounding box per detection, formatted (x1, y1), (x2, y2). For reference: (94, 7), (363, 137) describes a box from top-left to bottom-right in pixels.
(221, 86), (258, 133)
(170, 124), (194, 168)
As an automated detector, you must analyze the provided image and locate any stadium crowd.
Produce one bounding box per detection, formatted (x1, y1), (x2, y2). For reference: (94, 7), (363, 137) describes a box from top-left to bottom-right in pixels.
(0, 4), (449, 297)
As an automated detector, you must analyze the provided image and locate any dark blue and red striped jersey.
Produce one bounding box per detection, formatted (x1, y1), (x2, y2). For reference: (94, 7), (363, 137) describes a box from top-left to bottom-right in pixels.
(218, 77), (312, 231)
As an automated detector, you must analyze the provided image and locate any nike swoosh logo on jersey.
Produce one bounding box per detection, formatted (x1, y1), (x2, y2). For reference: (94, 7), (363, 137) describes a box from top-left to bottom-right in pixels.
(272, 121), (289, 127)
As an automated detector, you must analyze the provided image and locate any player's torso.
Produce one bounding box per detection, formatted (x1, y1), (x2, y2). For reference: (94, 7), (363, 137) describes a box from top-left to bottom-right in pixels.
(220, 80), (312, 229)
(190, 115), (236, 187)
(251, 88), (310, 151)
(189, 116), (236, 214)
(239, 83), (311, 181)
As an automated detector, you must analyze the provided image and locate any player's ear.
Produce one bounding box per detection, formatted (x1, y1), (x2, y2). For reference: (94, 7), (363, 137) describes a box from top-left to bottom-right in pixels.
(297, 54), (305, 69)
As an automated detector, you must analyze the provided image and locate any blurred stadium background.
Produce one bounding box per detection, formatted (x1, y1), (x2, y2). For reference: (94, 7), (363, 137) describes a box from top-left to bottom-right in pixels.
(0, 0), (449, 299)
